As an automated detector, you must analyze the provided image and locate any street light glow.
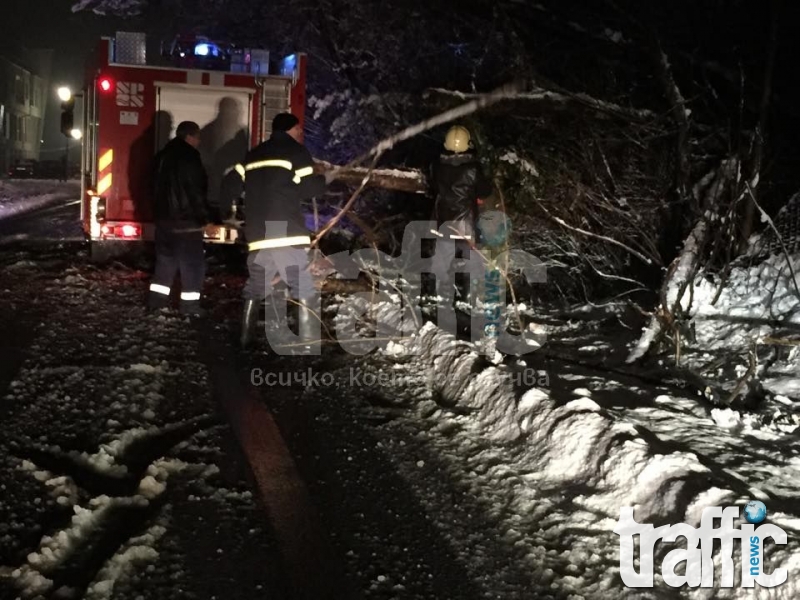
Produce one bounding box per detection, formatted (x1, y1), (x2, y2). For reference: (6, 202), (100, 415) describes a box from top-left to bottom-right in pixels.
(57, 87), (72, 102)
(70, 129), (82, 140)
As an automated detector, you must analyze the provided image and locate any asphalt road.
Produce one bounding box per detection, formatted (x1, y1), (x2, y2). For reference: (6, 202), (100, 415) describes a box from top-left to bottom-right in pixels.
(0, 198), (84, 243)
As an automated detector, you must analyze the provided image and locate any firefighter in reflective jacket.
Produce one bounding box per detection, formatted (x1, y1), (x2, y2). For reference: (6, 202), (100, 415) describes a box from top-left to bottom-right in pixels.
(148, 120), (220, 316)
(222, 112), (328, 349)
(430, 125), (493, 300)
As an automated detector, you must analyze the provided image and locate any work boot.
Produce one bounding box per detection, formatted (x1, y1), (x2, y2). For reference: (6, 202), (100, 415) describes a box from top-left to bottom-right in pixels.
(147, 291), (171, 312)
(179, 300), (206, 317)
(240, 298), (259, 348)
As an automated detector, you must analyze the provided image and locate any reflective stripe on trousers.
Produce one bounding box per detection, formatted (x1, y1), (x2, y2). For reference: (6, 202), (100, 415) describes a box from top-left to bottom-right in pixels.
(150, 222), (205, 301)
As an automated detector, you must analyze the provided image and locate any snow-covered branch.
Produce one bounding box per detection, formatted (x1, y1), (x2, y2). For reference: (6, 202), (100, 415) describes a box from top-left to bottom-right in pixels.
(538, 203), (655, 266)
(314, 160), (428, 194)
(71, 0), (146, 15)
(349, 81), (526, 166)
(425, 85), (656, 122)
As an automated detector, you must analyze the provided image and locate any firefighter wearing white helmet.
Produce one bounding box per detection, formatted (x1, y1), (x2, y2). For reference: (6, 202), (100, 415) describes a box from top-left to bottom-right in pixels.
(429, 124), (493, 302)
(444, 125), (471, 153)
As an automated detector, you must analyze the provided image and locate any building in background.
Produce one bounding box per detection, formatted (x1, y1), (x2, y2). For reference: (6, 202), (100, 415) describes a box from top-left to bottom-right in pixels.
(0, 47), (53, 175)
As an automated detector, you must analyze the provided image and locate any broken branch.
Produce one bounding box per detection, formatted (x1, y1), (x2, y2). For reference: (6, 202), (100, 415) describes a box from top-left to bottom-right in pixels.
(349, 80), (526, 167)
(311, 153), (383, 248)
(537, 203), (655, 266)
(314, 160), (428, 194)
(745, 182), (800, 302)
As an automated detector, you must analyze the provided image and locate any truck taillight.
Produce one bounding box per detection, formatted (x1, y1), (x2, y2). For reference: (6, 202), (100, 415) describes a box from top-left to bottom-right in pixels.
(98, 77), (114, 93)
(120, 225), (140, 238)
(99, 223), (141, 239)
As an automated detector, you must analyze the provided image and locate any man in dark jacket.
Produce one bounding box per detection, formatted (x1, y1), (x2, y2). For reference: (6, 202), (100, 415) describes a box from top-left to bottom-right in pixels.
(430, 125), (493, 301)
(222, 112), (328, 349)
(147, 121), (219, 316)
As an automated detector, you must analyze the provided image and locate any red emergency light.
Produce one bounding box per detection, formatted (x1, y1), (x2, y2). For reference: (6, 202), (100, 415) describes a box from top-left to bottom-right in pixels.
(100, 224), (141, 239)
(98, 77), (114, 93)
(120, 224), (139, 238)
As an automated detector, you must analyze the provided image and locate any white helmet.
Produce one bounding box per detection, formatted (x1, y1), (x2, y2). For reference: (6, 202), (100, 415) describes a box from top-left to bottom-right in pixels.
(444, 125), (471, 153)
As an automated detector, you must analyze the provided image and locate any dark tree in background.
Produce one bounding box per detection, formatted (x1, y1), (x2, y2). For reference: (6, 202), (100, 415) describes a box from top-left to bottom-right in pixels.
(75, 0), (800, 309)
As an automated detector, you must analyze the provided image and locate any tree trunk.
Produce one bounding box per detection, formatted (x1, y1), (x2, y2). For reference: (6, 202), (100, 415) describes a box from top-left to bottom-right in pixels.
(739, 0), (781, 248)
(314, 160), (428, 194)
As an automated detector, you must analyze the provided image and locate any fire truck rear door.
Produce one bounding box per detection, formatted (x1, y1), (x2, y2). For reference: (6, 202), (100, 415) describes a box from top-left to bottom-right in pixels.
(155, 83), (254, 209)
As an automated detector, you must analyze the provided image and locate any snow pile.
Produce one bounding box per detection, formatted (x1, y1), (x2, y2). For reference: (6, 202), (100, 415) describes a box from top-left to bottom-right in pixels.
(0, 180), (79, 221)
(11, 497), (122, 597)
(84, 525), (166, 600)
(391, 323), (714, 518)
(366, 321), (800, 598)
(17, 461), (80, 507)
(684, 253), (800, 329)
(11, 466), (171, 597)
(66, 446), (129, 478)
(679, 252), (800, 403)
(372, 322), (518, 439)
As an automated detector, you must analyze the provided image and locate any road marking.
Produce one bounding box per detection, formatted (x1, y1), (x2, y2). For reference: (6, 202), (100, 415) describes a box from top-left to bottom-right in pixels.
(196, 329), (349, 600)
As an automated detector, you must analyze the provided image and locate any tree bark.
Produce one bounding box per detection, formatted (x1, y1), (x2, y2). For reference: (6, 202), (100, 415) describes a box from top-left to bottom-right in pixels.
(314, 160), (428, 194)
(739, 0), (781, 247)
(627, 160), (737, 363)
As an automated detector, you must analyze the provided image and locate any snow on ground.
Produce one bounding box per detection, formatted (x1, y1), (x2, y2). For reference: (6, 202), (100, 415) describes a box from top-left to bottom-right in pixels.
(684, 252), (800, 334)
(0, 254), (284, 599)
(0, 179), (79, 221)
(287, 281), (800, 598)
(84, 523), (165, 600)
(2, 242), (798, 598)
(677, 251), (800, 418)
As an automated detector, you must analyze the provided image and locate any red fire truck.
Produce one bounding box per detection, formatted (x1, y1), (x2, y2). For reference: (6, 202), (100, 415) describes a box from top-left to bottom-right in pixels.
(78, 32), (307, 259)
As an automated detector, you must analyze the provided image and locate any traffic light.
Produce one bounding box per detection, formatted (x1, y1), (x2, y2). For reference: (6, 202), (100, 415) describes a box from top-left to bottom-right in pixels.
(60, 98), (75, 137)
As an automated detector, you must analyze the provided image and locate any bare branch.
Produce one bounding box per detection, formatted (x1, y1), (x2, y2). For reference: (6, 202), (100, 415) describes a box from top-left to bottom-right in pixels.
(311, 153), (383, 247)
(745, 183), (800, 302)
(348, 81), (526, 167)
(537, 203), (655, 266)
(425, 85), (656, 122)
(739, 0), (782, 245)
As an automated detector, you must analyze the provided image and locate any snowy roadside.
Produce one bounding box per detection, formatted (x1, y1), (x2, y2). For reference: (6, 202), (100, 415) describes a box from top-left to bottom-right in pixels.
(674, 251), (800, 430)
(0, 180), (80, 221)
(0, 255), (285, 600)
(247, 280), (800, 599)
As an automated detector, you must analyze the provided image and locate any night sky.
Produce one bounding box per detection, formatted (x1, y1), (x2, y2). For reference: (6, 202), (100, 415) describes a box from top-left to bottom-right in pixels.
(2, 0), (137, 157)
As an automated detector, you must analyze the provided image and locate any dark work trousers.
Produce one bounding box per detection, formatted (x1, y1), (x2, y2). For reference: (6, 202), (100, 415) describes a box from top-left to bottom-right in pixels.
(431, 218), (476, 297)
(243, 246), (314, 302)
(148, 221), (206, 312)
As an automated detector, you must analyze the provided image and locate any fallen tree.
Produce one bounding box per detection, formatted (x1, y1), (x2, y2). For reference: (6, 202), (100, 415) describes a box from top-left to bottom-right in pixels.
(626, 159), (738, 364)
(313, 160), (428, 194)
